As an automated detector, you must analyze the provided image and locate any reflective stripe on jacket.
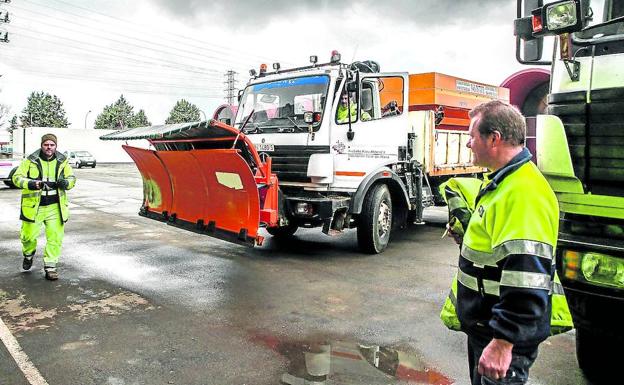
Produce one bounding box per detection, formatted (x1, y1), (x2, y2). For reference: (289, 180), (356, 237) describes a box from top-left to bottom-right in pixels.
(12, 150), (76, 223)
(438, 148), (572, 345)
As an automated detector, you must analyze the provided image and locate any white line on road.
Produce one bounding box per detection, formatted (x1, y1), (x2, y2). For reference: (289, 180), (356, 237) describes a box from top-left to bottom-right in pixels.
(0, 316), (49, 385)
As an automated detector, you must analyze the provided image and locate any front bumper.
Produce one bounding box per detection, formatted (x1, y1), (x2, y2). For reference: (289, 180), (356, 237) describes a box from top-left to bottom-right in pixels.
(285, 195), (351, 228)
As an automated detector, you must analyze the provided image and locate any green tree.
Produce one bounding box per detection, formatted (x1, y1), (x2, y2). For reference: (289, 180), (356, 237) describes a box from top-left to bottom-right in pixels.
(9, 115), (19, 131)
(94, 95), (151, 130)
(19, 91), (69, 127)
(131, 109), (151, 127)
(165, 99), (200, 124)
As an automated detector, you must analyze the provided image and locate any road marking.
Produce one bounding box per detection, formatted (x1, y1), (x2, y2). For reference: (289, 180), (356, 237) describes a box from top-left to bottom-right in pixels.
(0, 316), (49, 385)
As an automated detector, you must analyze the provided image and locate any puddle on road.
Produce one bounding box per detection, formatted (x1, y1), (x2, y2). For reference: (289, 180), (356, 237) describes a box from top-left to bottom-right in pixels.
(251, 334), (454, 385)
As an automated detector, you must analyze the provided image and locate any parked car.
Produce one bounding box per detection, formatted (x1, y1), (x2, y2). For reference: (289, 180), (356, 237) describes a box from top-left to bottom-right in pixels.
(65, 150), (96, 168)
(0, 156), (22, 188)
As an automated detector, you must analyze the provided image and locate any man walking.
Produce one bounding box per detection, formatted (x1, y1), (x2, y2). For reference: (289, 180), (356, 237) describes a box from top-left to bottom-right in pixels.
(12, 133), (76, 280)
(449, 101), (559, 384)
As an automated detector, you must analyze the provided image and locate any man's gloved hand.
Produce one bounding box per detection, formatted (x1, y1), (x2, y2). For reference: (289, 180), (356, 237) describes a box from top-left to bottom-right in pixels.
(41, 181), (58, 191)
(444, 216), (464, 245)
(57, 178), (69, 190)
(27, 180), (41, 190)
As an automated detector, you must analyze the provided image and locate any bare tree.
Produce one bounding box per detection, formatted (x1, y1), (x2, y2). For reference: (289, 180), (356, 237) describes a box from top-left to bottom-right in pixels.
(0, 103), (10, 131)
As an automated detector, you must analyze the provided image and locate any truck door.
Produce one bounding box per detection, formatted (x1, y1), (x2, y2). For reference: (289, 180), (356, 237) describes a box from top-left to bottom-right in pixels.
(331, 73), (409, 190)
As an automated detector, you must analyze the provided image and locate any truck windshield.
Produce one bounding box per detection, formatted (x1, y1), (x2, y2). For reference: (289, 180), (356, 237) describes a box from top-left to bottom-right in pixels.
(235, 75), (329, 133)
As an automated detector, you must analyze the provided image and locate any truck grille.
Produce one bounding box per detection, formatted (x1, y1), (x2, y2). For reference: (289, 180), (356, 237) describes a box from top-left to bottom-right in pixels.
(548, 87), (624, 197)
(561, 213), (624, 243)
(264, 145), (330, 183)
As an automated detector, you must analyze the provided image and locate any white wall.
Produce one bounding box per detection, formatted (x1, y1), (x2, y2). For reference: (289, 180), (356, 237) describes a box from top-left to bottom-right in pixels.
(12, 127), (149, 162)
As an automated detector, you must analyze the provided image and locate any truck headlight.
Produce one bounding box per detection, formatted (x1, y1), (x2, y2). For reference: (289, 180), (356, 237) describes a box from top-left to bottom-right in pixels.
(563, 250), (624, 289)
(545, 1), (578, 31)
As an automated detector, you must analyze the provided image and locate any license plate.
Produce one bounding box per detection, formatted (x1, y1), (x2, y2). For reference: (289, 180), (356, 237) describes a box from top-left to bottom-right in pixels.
(255, 143), (274, 152)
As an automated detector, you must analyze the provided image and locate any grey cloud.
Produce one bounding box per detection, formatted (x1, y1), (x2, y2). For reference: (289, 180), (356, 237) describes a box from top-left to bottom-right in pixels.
(150, 0), (511, 27)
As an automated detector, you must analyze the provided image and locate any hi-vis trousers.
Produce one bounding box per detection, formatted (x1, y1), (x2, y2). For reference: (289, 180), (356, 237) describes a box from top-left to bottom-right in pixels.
(20, 203), (64, 268)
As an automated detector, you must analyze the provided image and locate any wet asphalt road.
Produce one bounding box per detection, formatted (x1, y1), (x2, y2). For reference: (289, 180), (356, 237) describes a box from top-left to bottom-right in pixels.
(0, 164), (589, 385)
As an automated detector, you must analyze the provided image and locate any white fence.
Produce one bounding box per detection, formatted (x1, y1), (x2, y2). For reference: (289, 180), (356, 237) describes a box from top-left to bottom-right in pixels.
(11, 127), (149, 162)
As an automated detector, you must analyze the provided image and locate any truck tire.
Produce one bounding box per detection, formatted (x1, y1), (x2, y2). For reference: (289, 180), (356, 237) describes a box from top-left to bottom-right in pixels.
(357, 184), (392, 254)
(267, 223), (298, 238)
(4, 167), (18, 188)
(576, 327), (619, 382)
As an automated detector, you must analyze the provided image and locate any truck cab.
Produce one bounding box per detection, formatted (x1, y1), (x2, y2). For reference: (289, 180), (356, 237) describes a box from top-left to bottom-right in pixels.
(232, 63), (413, 252)
(514, 0), (624, 381)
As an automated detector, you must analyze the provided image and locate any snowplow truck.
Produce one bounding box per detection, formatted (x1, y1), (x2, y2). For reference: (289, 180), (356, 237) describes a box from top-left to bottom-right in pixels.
(101, 55), (508, 253)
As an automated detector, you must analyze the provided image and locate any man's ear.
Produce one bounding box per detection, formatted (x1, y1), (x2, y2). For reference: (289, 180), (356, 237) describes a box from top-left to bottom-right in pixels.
(490, 130), (502, 147)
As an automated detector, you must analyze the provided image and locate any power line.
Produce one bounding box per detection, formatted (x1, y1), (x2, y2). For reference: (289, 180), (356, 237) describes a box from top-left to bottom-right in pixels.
(10, 4), (261, 70)
(9, 66), (227, 92)
(1, 46), (227, 82)
(21, 0), (288, 66)
(12, 69), (226, 98)
(9, 27), (228, 77)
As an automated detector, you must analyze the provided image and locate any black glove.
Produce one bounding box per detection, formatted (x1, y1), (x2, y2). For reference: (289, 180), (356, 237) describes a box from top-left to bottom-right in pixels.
(27, 180), (41, 190)
(57, 178), (69, 190)
(41, 181), (58, 191)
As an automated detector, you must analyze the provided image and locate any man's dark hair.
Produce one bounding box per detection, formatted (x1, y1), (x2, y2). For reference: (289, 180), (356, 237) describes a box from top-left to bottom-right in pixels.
(469, 100), (525, 146)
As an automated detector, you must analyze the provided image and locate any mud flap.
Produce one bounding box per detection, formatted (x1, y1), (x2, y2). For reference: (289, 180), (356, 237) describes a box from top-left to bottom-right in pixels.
(123, 145), (260, 246)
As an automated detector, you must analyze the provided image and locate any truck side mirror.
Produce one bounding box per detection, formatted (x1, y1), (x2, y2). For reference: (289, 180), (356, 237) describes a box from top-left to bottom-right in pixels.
(515, 0), (545, 63)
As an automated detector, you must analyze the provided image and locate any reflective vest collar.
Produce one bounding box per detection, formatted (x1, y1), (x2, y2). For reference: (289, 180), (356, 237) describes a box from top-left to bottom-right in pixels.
(27, 150), (41, 162)
(27, 150), (66, 164)
(476, 147), (532, 203)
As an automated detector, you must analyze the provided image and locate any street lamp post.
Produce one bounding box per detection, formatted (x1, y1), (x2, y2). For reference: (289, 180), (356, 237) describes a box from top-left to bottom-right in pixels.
(84, 110), (92, 129)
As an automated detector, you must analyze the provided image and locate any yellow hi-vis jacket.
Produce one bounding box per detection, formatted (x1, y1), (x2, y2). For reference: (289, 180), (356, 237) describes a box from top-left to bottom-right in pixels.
(12, 150), (76, 223)
(439, 149), (573, 341)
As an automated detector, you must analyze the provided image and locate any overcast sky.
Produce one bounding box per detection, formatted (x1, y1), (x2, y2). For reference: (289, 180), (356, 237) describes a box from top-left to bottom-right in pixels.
(0, 0), (527, 130)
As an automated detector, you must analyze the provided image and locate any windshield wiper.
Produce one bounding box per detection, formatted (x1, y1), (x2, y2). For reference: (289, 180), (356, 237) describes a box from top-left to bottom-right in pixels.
(282, 116), (306, 132)
(238, 109), (254, 132)
(245, 124), (264, 134)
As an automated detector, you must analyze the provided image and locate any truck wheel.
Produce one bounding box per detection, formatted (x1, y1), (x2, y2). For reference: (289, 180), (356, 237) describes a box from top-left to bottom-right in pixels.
(576, 327), (619, 382)
(4, 167), (18, 188)
(357, 184), (392, 254)
(267, 223), (298, 238)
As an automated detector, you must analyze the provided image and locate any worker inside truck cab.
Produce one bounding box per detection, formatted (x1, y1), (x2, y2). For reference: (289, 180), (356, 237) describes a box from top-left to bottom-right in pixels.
(336, 91), (370, 123)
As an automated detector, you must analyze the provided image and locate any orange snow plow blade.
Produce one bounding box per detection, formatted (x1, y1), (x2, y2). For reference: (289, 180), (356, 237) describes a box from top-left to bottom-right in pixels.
(101, 120), (277, 247)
